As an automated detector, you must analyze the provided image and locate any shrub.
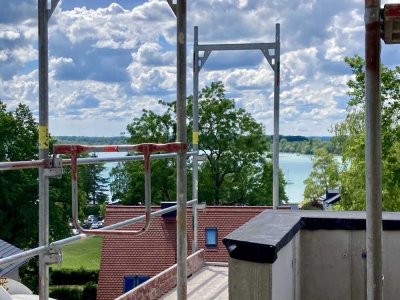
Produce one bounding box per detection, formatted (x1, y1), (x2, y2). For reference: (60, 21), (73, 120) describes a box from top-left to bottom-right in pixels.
(84, 205), (100, 217)
(49, 286), (83, 300)
(82, 283), (97, 300)
(50, 267), (99, 285)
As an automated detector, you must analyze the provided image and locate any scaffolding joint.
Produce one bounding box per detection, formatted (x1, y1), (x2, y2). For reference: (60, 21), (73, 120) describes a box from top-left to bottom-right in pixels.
(43, 157), (63, 178)
(43, 251), (62, 266)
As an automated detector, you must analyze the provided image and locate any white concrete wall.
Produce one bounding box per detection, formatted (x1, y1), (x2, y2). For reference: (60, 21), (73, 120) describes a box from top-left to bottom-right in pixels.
(229, 229), (400, 299)
(272, 236), (297, 300)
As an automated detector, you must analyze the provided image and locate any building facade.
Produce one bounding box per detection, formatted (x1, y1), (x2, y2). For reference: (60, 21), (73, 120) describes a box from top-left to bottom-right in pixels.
(97, 205), (269, 300)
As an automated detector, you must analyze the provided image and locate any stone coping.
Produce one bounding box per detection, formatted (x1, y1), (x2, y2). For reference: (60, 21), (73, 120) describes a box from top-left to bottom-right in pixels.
(223, 210), (400, 264)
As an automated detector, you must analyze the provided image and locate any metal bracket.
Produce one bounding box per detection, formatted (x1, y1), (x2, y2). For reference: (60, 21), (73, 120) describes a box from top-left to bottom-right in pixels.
(43, 252), (62, 265)
(198, 50), (211, 71)
(166, 0), (177, 17)
(365, 6), (381, 24)
(261, 49), (275, 70)
(47, 0), (60, 21)
(44, 157), (63, 178)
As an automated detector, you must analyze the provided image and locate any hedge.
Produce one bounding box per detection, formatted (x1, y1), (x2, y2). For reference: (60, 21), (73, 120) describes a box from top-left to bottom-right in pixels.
(49, 283), (97, 300)
(49, 286), (83, 300)
(50, 268), (99, 285)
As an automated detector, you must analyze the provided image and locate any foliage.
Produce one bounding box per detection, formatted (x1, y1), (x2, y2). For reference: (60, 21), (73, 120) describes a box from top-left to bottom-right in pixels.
(50, 268), (99, 285)
(333, 56), (400, 211)
(111, 82), (287, 206)
(49, 286), (83, 300)
(279, 138), (341, 155)
(20, 258), (39, 293)
(116, 105), (177, 204)
(49, 283), (97, 300)
(303, 149), (340, 200)
(0, 102), (39, 248)
(299, 199), (323, 210)
(84, 204), (101, 217)
(80, 153), (109, 205)
(189, 82), (287, 205)
(82, 282), (97, 300)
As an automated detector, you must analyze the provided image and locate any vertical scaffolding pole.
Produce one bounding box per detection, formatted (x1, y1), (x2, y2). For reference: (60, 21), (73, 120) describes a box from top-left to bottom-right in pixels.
(272, 24), (280, 209)
(176, 0), (187, 299)
(38, 0), (50, 299)
(365, 1), (383, 299)
(192, 26), (199, 254)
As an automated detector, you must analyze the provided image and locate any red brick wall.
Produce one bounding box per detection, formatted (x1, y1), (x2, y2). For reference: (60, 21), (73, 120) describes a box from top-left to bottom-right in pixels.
(97, 206), (268, 300)
(115, 250), (205, 300)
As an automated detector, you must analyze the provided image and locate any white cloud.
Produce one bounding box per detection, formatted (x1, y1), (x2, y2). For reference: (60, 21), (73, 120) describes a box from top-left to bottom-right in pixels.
(0, 0), (385, 136)
(0, 27), (21, 40)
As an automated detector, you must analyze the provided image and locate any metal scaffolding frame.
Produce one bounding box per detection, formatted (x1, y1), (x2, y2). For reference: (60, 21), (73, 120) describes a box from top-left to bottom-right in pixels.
(0, 1), (387, 300)
(0, 1), (192, 299)
(365, 0), (383, 299)
(192, 24), (281, 209)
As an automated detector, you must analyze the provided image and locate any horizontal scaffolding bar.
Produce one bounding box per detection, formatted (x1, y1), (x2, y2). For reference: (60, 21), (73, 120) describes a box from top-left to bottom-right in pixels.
(65, 151), (197, 166)
(0, 160), (46, 170)
(0, 246), (48, 269)
(0, 152), (197, 171)
(53, 142), (187, 156)
(0, 199), (198, 268)
(195, 42), (276, 51)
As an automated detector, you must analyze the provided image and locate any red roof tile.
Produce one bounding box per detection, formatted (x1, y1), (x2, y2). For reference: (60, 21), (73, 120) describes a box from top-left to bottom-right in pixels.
(97, 206), (271, 300)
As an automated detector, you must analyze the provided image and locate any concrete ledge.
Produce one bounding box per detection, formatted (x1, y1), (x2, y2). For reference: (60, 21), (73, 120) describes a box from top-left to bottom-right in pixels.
(223, 210), (400, 264)
(224, 210), (400, 300)
(116, 249), (205, 300)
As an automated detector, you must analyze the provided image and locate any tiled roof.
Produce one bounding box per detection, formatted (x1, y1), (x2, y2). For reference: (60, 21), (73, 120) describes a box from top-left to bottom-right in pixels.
(98, 205), (270, 300)
(0, 240), (24, 277)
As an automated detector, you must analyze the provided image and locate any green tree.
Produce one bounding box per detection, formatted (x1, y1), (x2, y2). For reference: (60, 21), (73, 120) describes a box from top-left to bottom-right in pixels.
(303, 148), (339, 200)
(119, 107), (177, 204)
(190, 82), (287, 205)
(80, 153), (109, 205)
(0, 102), (39, 248)
(113, 82), (287, 206)
(334, 56), (400, 210)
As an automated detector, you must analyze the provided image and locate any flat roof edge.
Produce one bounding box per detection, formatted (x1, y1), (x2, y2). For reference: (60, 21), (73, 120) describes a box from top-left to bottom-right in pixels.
(223, 211), (400, 264)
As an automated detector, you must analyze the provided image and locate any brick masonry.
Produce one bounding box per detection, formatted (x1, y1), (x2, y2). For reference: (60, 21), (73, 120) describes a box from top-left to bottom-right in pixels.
(97, 206), (272, 300)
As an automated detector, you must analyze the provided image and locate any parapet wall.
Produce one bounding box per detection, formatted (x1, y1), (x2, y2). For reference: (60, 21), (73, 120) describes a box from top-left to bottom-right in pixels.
(116, 249), (205, 300)
(224, 211), (400, 300)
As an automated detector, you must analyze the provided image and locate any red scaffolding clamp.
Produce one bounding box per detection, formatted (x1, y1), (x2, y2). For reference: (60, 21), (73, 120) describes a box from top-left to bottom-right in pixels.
(53, 142), (188, 236)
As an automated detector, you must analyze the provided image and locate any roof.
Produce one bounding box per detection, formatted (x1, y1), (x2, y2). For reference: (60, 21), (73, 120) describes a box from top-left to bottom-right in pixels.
(0, 240), (24, 277)
(97, 205), (269, 300)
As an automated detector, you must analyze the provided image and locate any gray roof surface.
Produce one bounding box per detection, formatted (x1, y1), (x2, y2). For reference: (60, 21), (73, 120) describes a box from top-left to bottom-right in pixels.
(0, 240), (24, 277)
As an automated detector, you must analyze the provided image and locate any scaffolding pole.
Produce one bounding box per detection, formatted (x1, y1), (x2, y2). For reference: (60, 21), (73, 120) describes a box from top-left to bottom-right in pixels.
(192, 26), (200, 254)
(38, 0), (50, 299)
(272, 24), (280, 209)
(193, 24), (280, 208)
(365, 0), (383, 299)
(176, 1), (188, 299)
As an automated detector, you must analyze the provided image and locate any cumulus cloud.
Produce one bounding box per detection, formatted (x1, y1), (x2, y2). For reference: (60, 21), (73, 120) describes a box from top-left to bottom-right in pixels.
(1, 0), (395, 136)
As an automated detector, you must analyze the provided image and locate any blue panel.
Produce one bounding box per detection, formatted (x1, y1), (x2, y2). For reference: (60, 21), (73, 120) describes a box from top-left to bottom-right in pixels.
(124, 276), (150, 293)
(137, 276), (149, 285)
(205, 228), (218, 247)
(123, 277), (135, 293)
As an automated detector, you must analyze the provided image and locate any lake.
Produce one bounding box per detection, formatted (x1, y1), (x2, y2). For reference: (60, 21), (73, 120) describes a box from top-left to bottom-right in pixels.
(99, 152), (314, 204)
(280, 153), (313, 203)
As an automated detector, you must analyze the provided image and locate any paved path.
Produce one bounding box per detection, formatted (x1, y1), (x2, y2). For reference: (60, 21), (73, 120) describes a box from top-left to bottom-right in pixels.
(162, 265), (228, 300)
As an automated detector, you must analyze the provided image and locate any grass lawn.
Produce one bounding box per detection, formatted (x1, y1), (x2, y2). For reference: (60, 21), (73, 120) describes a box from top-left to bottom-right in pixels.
(53, 236), (103, 270)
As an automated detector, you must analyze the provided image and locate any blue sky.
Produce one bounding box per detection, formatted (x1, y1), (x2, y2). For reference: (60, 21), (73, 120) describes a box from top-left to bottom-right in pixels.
(0, 0), (399, 137)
